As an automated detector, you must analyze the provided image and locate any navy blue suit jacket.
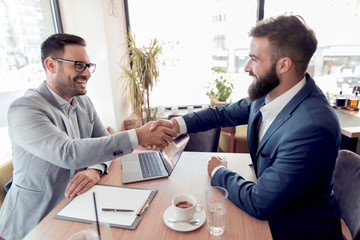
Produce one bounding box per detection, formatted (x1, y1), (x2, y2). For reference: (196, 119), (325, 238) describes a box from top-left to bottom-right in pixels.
(183, 74), (343, 239)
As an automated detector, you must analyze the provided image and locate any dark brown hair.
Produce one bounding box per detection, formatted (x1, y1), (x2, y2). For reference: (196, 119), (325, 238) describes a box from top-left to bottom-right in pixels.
(40, 33), (86, 71)
(249, 15), (317, 76)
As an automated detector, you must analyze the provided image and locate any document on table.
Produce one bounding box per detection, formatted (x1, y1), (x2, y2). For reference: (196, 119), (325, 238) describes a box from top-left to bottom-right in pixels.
(54, 184), (157, 229)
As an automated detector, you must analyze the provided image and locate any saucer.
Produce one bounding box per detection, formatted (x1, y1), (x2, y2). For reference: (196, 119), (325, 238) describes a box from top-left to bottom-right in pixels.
(163, 206), (206, 232)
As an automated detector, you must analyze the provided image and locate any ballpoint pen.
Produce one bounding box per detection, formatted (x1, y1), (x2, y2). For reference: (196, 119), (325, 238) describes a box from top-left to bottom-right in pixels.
(102, 208), (134, 212)
(136, 199), (150, 216)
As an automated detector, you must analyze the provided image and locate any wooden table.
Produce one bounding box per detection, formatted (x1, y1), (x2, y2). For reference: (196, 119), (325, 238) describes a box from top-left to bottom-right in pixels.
(334, 109), (360, 151)
(24, 152), (272, 240)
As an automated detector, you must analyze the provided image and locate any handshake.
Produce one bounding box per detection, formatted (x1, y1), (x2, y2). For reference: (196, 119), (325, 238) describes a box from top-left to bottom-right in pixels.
(135, 118), (180, 150)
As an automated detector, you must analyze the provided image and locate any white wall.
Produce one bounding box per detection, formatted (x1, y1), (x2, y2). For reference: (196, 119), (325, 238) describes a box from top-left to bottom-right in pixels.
(58, 0), (131, 131)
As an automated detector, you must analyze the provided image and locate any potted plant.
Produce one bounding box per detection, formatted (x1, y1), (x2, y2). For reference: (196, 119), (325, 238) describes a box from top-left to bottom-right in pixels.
(121, 31), (163, 126)
(205, 67), (234, 106)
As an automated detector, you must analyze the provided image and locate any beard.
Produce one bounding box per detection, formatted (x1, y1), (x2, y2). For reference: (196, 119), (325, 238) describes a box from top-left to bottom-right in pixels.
(55, 68), (88, 101)
(247, 64), (279, 102)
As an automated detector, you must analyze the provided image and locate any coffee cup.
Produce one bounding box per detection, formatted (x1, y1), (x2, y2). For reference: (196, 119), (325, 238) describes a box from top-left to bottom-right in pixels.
(172, 194), (201, 221)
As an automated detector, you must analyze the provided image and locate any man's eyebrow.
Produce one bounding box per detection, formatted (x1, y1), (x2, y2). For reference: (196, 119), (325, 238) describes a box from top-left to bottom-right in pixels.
(249, 54), (259, 60)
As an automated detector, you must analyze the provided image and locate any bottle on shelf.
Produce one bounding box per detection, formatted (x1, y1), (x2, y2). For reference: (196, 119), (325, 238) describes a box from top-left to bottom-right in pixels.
(335, 91), (347, 108)
(347, 91), (359, 110)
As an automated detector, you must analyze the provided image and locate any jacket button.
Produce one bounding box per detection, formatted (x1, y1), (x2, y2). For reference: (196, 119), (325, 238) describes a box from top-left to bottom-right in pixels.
(113, 152), (117, 156)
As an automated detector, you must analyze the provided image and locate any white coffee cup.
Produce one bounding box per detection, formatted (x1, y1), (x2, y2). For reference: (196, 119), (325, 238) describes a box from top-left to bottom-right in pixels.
(172, 194), (201, 221)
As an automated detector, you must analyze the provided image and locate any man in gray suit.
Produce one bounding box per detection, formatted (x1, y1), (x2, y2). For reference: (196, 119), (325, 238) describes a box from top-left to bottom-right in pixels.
(0, 33), (176, 240)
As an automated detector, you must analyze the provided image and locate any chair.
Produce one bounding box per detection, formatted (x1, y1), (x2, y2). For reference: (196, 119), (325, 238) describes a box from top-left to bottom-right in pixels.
(210, 99), (249, 153)
(0, 159), (13, 209)
(168, 115), (221, 152)
(218, 125), (249, 153)
(184, 128), (221, 152)
(333, 150), (360, 240)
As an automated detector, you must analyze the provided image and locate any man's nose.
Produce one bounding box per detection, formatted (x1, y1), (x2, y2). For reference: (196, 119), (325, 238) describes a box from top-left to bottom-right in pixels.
(244, 60), (252, 73)
(82, 67), (91, 78)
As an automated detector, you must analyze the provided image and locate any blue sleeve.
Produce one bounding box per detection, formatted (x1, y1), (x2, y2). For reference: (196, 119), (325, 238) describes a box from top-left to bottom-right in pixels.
(183, 98), (251, 133)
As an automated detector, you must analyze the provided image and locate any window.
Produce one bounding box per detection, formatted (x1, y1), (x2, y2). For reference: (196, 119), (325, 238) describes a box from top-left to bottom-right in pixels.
(126, 0), (257, 107)
(0, 0), (57, 164)
(127, 0), (360, 108)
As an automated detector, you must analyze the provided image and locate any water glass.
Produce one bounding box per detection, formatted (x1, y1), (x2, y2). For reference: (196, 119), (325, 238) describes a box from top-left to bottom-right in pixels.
(68, 222), (114, 240)
(90, 222), (114, 240)
(205, 186), (228, 236)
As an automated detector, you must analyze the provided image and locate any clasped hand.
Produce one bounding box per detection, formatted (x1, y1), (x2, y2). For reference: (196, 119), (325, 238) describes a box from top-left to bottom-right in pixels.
(136, 119), (179, 150)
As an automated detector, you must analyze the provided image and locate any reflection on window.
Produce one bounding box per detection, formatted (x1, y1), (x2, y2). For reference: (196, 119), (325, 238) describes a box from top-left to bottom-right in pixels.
(264, 0), (360, 95)
(0, 0), (55, 163)
(127, 0), (257, 107)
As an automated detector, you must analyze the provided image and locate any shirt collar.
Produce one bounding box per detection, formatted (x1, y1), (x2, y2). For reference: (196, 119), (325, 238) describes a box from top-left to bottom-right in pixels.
(45, 83), (78, 110)
(261, 76), (306, 118)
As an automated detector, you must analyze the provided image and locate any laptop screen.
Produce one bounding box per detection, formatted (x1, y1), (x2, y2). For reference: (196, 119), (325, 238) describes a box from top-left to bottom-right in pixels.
(161, 134), (189, 173)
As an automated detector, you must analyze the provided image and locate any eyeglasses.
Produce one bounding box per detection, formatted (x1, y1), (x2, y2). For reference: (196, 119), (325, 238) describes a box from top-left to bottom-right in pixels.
(53, 58), (96, 73)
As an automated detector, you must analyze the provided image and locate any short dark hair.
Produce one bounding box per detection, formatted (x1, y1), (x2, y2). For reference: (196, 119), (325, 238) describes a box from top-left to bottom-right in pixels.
(249, 15), (317, 76)
(40, 33), (86, 71)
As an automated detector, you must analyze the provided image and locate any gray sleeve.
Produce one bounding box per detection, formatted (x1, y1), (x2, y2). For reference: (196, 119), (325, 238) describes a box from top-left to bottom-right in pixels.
(8, 97), (133, 170)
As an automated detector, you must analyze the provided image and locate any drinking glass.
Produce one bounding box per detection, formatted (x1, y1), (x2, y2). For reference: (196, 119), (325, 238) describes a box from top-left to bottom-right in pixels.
(205, 186), (228, 236)
(90, 222), (114, 240)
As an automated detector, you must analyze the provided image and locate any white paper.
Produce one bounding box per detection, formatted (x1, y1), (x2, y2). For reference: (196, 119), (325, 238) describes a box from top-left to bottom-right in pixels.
(56, 185), (152, 227)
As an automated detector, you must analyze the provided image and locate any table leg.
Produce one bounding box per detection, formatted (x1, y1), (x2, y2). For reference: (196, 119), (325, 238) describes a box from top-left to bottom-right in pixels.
(340, 135), (358, 152)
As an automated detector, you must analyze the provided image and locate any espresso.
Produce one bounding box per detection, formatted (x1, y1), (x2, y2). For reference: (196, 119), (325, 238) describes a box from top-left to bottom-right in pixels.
(175, 201), (193, 208)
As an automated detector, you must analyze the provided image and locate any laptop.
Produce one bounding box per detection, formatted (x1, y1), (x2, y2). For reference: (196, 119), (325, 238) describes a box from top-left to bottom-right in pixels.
(121, 134), (190, 184)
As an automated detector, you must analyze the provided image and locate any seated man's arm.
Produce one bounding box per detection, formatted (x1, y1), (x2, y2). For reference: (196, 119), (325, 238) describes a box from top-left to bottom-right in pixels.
(211, 126), (339, 220)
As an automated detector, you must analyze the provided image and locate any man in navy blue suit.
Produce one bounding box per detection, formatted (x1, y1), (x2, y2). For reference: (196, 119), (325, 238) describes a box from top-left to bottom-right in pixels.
(152, 15), (343, 239)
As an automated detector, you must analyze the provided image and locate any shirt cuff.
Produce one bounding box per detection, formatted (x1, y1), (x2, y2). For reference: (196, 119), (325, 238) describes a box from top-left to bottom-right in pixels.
(174, 116), (187, 134)
(127, 129), (138, 150)
(87, 164), (106, 176)
(211, 165), (226, 177)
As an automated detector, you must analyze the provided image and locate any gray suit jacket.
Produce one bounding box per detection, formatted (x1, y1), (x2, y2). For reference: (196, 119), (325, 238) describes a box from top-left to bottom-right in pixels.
(0, 81), (133, 240)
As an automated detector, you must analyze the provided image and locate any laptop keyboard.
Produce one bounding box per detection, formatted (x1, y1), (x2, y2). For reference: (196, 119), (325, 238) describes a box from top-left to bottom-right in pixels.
(139, 152), (164, 178)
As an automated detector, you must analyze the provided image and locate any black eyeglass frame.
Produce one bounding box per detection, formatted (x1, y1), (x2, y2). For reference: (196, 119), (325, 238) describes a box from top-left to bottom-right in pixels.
(53, 58), (96, 73)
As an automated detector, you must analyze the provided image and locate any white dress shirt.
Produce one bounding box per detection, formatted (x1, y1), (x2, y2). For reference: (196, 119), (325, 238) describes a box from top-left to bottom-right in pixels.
(258, 77), (306, 143)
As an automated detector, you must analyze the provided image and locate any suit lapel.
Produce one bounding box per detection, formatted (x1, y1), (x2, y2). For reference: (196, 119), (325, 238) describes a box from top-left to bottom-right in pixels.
(75, 101), (88, 139)
(256, 112), (291, 156)
(37, 81), (61, 109)
(248, 98), (265, 162)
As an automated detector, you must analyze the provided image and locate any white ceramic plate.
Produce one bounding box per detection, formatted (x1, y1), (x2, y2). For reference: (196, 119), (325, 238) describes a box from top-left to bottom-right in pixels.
(163, 205), (206, 232)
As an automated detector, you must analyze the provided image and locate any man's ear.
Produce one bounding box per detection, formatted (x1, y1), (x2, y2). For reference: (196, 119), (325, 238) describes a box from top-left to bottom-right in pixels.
(44, 57), (57, 74)
(276, 57), (292, 74)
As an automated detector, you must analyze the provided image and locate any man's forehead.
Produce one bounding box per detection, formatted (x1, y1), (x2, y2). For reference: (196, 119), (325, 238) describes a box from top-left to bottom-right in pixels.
(63, 45), (90, 61)
(249, 37), (271, 59)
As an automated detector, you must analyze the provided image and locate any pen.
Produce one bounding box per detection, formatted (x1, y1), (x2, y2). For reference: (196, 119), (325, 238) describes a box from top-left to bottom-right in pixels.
(93, 192), (101, 239)
(136, 198), (150, 216)
(102, 208), (134, 212)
